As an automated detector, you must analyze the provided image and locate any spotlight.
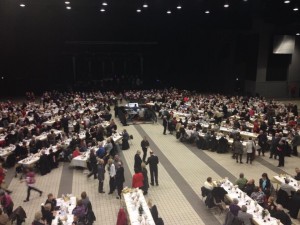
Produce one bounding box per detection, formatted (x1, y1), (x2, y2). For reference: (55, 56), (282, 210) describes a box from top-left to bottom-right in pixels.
(167, 10), (171, 14)
(20, 3), (25, 7)
(66, 6), (71, 9)
(65, 1), (70, 4)
(102, 2), (108, 6)
(293, 6), (299, 11)
(224, 3), (229, 8)
(100, 8), (105, 12)
(284, 0), (290, 3)
(177, 5), (182, 9)
(296, 33), (300, 36)
(205, 10), (210, 14)
(143, 3), (148, 8)
(137, 9), (141, 13)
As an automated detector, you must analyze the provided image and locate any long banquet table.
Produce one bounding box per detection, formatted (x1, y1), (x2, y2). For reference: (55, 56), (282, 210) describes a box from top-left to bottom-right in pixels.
(122, 188), (155, 225)
(221, 179), (283, 225)
(273, 175), (300, 192)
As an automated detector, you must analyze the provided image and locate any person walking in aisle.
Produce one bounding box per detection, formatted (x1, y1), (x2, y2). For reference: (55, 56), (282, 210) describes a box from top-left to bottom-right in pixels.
(141, 136), (150, 162)
(146, 151), (159, 186)
(97, 159), (105, 193)
(162, 116), (168, 135)
(22, 168), (43, 202)
(107, 159), (116, 194)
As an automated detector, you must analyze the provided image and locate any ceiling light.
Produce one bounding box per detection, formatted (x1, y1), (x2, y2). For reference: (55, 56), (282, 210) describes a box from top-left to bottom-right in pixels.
(296, 33), (300, 36)
(167, 10), (171, 14)
(20, 3), (25, 7)
(205, 10), (210, 14)
(293, 6), (299, 11)
(143, 3), (148, 8)
(243, 0), (248, 1)
(66, 6), (71, 9)
(177, 5), (182, 9)
(224, 3), (229, 8)
(284, 0), (290, 3)
(65, 1), (70, 4)
(100, 8), (105, 12)
(137, 9), (141, 13)
(102, 2), (107, 6)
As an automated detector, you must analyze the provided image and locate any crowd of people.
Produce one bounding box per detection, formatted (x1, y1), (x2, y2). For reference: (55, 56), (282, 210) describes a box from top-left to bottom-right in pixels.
(0, 88), (299, 224)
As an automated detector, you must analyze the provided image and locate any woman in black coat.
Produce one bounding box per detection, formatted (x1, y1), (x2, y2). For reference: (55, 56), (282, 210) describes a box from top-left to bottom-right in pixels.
(121, 129), (130, 150)
(134, 150), (142, 172)
(259, 173), (271, 197)
(141, 162), (149, 195)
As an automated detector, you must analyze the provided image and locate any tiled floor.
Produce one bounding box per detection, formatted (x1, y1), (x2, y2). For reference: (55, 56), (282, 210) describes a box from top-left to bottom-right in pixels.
(6, 106), (300, 225)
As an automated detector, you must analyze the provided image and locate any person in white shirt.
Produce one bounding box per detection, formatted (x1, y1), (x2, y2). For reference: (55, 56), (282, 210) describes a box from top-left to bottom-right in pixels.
(246, 137), (255, 164)
(107, 159), (116, 195)
(280, 178), (295, 196)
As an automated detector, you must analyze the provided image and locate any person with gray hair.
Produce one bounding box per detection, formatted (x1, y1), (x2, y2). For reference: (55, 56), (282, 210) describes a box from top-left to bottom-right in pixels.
(237, 205), (253, 225)
(280, 178), (294, 196)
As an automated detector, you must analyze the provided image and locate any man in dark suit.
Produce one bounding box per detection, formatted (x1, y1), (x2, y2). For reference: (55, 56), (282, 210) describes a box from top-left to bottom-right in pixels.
(146, 151), (159, 186)
(141, 136), (150, 162)
(162, 116), (168, 135)
(97, 159), (105, 193)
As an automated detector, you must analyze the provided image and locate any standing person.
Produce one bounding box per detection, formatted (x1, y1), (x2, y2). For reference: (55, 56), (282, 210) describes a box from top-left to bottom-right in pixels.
(270, 133), (280, 159)
(277, 140), (285, 167)
(141, 137), (150, 162)
(162, 116), (168, 135)
(87, 149), (98, 179)
(259, 173), (271, 198)
(97, 159), (105, 193)
(115, 162), (125, 199)
(246, 138), (255, 164)
(291, 131), (300, 156)
(134, 150), (142, 172)
(146, 151), (159, 186)
(0, 164), (12, 194)
(132, 169), (144, 189)
(257, 130), (267, 156)
(141, 162), (149, 195)
(22, 168), (43, 202)
(233, 138), (244, 164)
(107, 159), (116, 195)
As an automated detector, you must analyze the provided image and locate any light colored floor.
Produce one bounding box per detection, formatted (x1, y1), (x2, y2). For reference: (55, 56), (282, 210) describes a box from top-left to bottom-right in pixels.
(6, 108), (300, 225)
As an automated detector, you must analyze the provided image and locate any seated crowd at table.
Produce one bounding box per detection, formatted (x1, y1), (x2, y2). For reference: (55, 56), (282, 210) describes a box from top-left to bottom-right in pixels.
(0, 88), (299, 225)
(201, 169), (300, 225)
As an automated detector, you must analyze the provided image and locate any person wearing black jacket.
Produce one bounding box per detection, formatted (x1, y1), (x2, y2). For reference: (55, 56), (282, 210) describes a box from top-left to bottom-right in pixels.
(259, 173), (271, 197)
(134, 150), (142, 172)
(115, 162), (125, 199)
(141, 136), (150, 162)
(162, 116), (168, 135)
(87, 149), (98, 179)
(146, 151), (159, 186)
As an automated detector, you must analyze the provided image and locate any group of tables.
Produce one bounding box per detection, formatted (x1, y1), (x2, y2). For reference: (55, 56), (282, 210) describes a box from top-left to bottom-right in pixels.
(220, 179), (283, 225)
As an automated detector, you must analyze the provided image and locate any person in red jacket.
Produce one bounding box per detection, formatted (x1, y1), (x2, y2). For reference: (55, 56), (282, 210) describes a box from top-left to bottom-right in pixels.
(132, 168), (144, 189)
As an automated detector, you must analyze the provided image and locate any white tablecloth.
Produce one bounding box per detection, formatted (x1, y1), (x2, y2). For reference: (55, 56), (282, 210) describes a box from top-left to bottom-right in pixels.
(123, 189), (155, 225)
(51, 196), (76, 225)
(221, 180), (282, 225)
(273, 175), (300, 192)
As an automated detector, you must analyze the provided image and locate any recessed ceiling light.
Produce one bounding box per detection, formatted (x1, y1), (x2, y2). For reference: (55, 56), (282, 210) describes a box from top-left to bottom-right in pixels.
(167, 10), (171, 14)
(243, 0), (248, 1)
(224, 4), (229, 8)
(65, 1), (70, 4)
(296, 33), (300, 36)
(177, 5), (182, 9)
(284, 0), (290, 3)
(66, 6), (71, 9)
(143, 4), (148, 8)
(293, 7), (299, 11)
(102, 2), (107, 6)
(100, 8), (105, 12)
(205, 10), (210, 14)
(137, 9), (141, 13)
(20, 3), (25, 7)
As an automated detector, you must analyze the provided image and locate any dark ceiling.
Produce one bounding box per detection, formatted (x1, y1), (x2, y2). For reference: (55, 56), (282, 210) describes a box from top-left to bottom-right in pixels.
(0, 0), (300, 94)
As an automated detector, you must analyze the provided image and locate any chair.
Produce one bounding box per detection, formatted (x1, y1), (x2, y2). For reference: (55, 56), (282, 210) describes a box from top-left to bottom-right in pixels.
(129, 135), (133, 145)
(276, 189), (290, 209)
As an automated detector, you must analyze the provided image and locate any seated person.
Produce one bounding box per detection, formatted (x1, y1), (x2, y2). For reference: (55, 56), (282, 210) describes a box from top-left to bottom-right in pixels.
(72, 200), (86, 221)
(229, 198), (241, 216)
(41, 203), (55, 225)
(0, 208), (10, 225)
(45, 193), (57, 211)
(280, 178), (295, 197)
(250, 186), (265, 207)
(72, 147), (81, 159)
(211, 182), (228, 203)
(243, 179), (255, 196)
(271, 204), (292, 225)
(235, 173), (248, 190)
(289, 189), (300, 219)
(204, 177), (215, 190)
(265, 196), (277, 214)
(237, 205), (253, 225)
